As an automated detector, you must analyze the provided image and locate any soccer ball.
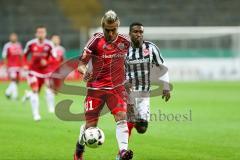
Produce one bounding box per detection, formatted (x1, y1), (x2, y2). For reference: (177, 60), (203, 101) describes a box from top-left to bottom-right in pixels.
(83, 127), (105, 148)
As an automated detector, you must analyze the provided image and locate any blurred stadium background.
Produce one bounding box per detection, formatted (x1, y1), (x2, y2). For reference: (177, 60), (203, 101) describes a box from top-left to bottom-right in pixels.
(1, 0), (240, 81)
(1, 1), (240, 160)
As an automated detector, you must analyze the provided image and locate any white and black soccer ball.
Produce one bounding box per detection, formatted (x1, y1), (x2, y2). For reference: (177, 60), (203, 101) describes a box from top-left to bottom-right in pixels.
(83, 127), (105, 148)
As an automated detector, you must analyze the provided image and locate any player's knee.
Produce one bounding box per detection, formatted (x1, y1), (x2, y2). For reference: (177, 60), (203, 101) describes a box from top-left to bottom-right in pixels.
(135, 119), (148, 134)
(136, 126), (147, 134)
(114, 111), (127, 122)
(32, 90), (38, 93)
(11, 79), (18, 83)
(85, 122), (98, 129)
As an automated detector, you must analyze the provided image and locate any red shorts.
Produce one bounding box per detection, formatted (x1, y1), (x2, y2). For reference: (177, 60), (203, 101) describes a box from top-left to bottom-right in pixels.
(84, 85), (127, 122)
(27, 74), (49, 92)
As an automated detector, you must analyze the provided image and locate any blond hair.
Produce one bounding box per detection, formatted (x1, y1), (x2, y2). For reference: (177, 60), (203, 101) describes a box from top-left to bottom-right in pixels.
(101, 10), (120, 27)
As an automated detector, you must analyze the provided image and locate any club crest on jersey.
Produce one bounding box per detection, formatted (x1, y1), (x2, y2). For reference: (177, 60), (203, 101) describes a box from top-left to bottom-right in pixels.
(117, 43), (125, 50)
(44, 46), (50, 51)
(143, 49), (150, 56)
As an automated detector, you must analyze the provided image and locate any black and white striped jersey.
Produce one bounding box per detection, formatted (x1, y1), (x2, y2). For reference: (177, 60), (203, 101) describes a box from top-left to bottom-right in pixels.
(125, 41), (169, 91)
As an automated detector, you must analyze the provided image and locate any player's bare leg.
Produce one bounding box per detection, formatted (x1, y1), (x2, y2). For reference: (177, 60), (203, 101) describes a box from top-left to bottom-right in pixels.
(114, 111), (133, 160)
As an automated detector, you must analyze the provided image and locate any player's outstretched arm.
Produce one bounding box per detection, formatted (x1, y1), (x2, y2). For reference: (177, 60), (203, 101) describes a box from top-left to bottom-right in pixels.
(78, 62), (93, 82)
(78, 51), (93, 82)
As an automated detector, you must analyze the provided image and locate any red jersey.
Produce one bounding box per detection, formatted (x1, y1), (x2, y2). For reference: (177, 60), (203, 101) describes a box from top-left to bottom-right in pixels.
(23, 38), (56, 76)
(80, 33), (130, 89)
(48, 45), (65, 72)
(2, 42), (23, 68)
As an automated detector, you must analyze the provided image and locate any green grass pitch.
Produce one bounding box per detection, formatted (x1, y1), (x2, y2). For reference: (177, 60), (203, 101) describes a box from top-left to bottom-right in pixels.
(0, 81), (240, 160)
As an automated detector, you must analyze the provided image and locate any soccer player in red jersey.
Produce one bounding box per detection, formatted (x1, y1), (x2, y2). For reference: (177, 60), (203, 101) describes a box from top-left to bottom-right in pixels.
(74, 10), (133, 160)
(23, 26), (56, 121)
(48, 34), (65, 91)
(44, 34), (66, 112)
(2, 33), (23, 100)
(49, 35), (65, 71)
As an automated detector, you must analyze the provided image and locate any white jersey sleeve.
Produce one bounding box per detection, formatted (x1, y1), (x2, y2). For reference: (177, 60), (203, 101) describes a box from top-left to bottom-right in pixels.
(150, 42), (170, 84)
(2, 42), (10, 59)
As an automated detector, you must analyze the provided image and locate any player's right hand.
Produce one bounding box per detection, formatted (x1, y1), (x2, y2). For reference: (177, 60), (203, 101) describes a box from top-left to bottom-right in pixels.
(83, 72), (94, 82)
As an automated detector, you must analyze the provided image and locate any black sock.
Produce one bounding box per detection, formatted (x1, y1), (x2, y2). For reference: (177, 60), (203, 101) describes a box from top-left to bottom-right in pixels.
(76, 141), (85, 154)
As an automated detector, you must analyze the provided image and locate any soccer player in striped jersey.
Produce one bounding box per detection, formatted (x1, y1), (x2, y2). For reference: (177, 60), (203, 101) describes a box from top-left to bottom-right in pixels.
(2, 33), (23, 100)
(125, 22), (171, 136)
(74, 10), (133, 160)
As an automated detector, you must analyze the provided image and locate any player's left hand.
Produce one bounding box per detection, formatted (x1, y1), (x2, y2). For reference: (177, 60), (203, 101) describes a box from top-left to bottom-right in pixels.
(124, 82), (133, 94)
(162, 90), (171, 102)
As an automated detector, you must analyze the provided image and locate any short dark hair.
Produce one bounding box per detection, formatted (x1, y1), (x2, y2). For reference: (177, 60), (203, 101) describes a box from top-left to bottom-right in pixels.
(129, 22), (143, 32)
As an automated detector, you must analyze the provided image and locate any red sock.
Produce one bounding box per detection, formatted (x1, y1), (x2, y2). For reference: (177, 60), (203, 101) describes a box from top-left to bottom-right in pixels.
(127, 122), (135, 138)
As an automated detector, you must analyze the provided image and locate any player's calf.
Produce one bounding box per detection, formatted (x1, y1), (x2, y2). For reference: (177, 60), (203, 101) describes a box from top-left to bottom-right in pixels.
(74, 124), (86, 160)
(74, 142), (85, 160)
(114, 114), (133, 159)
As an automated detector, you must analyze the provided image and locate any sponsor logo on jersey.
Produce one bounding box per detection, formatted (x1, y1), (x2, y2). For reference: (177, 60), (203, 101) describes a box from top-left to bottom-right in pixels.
(102, 54), (126, 59)
(127, 58), (150, 64)
(117, 43), (125, 50)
